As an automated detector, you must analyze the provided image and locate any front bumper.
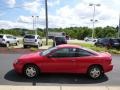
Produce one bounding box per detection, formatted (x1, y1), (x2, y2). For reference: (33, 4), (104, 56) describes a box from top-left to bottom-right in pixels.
(13, 62), (24, 74)
(0, 41), (6, 45)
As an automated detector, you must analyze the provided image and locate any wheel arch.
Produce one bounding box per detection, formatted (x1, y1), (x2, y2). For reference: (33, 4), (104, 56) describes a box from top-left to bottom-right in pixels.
(22, 63), (41, 74)
(87, 64), (104, 73)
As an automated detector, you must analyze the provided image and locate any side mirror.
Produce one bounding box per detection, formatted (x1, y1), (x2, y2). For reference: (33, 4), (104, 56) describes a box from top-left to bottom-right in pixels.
(47, 55), (52, 58)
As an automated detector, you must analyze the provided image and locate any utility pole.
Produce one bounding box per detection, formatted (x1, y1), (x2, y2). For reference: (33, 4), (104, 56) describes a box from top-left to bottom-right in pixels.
(45, 0), (48, 45)
(118, 14), (120, 38)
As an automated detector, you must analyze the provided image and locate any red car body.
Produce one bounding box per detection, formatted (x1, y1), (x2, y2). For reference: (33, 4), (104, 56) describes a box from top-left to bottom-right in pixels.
(13, 44), (113, 77)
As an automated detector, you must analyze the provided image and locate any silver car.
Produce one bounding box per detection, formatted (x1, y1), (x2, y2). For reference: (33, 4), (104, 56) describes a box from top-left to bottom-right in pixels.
(23, 34), (42, 48)
(0, 34), (19, 47)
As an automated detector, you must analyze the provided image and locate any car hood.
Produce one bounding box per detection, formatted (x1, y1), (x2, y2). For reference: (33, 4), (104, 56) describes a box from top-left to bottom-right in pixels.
(19, 52), (41, 60)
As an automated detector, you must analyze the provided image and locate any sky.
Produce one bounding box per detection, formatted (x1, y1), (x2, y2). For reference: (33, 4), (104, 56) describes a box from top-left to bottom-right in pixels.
(0, 0), (119, 29)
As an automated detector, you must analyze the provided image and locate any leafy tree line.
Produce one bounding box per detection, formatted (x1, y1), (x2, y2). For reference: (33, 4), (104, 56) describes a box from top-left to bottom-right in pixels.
(0, 26), (118, 40)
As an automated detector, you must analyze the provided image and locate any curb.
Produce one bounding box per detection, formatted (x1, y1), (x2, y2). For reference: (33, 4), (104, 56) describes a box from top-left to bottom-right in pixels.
(0, 86), (120, 90)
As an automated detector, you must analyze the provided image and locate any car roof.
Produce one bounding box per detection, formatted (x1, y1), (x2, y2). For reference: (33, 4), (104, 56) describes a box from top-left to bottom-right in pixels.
(57, 44), (81, 48)
(24, 34), (39, 36)
(0, 34), (13, 36)
(54, 36), (65, 37)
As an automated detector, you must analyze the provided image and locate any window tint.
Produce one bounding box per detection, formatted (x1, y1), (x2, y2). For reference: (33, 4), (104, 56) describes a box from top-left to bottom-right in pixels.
(111, 39), (119, 43)
(24, 35), (35, 39)
(6, 36), (13, 39)
(51, 48), (76, 58)
(0, 35), (3, 38)
(55, 37), (66, 42)
(76, 49), (94, 57)
(101, 39), (109, 43)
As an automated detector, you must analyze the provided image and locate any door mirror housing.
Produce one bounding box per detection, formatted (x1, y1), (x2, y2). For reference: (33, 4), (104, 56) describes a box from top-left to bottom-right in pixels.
(47, 55), (53, 58)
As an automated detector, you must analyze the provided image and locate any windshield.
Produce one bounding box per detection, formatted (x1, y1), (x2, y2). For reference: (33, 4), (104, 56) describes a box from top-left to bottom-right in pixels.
(40, 46), (57, 56)
(55, 37), (66, 41)
(112, 39), (119, 43)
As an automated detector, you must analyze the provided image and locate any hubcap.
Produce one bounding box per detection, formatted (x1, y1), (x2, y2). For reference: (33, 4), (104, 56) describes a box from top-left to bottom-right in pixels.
(90, 68), (101, 78)
(26, 67), (36, 77)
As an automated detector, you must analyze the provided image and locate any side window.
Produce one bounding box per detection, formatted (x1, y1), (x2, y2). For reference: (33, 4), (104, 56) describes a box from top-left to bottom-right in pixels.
(51, 48), (76, 58)
(37, 36), (41, 39)
(76, 49), (94, 57)
(37, 36), (39, 39)
(6, 36), (13, 39)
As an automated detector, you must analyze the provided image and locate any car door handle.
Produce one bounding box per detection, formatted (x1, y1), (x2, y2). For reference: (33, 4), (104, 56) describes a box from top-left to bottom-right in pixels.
(72, 60), (76, 62)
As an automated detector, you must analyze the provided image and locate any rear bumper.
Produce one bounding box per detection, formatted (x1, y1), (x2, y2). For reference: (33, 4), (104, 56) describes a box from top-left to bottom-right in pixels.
(104, 64), (113, 73)
(23, 42), (38, 46)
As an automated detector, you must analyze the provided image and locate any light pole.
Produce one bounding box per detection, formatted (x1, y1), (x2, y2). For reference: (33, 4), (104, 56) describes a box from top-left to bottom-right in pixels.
(45, 0), (48, 45)
(32, 16), (35, 31)
(118, 14), (120, 38)
(89, 3), (100, 39)
(36, 16), (39, 35)
(32, 16), (39, 35)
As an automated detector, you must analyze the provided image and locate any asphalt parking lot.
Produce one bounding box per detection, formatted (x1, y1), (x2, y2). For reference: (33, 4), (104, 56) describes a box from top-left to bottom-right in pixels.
(0, 52), (120, 86)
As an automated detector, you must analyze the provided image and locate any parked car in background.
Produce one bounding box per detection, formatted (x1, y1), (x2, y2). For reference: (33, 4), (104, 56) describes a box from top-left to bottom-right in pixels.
(13, 44), (113, 79)
(23, 34), (42, 48)
(53, 36), (67, 46)
(95, 38), (120, 48)
(84, 37), (97, 42)
(0, 34), (19, 47)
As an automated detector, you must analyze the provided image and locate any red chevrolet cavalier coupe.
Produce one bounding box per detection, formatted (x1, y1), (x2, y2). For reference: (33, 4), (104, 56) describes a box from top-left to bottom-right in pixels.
(13, 44), (113, 79)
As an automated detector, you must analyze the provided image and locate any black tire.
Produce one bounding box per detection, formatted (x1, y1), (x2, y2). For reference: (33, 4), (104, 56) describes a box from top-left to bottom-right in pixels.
(15, 41), (19, 46)
(23, 45), (27, 48)
(87, 65), (103, 79)
(40, 43), (42, 46)
(23, 64), (40, 78)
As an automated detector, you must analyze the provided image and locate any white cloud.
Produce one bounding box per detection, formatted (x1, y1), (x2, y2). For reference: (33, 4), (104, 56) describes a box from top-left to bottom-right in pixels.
(48, 0), (60, 7)
(5, 0), (16, 8)
(0, 0), (119, 29)
(48, 0), (119, 28)
(23, 0), (41, 14)
(0, 20), (34, 29)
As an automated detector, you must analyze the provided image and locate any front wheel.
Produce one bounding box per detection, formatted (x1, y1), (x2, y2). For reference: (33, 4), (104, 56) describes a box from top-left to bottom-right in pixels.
(87, 66), (103, 79)
(24, 65), (40, 78)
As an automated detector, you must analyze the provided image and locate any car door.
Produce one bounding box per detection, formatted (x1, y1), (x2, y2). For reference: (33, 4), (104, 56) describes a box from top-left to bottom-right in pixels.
(6, 36), (13, 44)
(42, 48), (77, 73)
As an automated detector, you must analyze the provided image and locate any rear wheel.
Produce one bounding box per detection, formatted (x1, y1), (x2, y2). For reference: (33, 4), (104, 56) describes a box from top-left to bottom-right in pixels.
(15, 41), (19, 46)
(87, 65), (103, 79)
(23, 45), (27, 48)
(24, 65), (40, 78)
